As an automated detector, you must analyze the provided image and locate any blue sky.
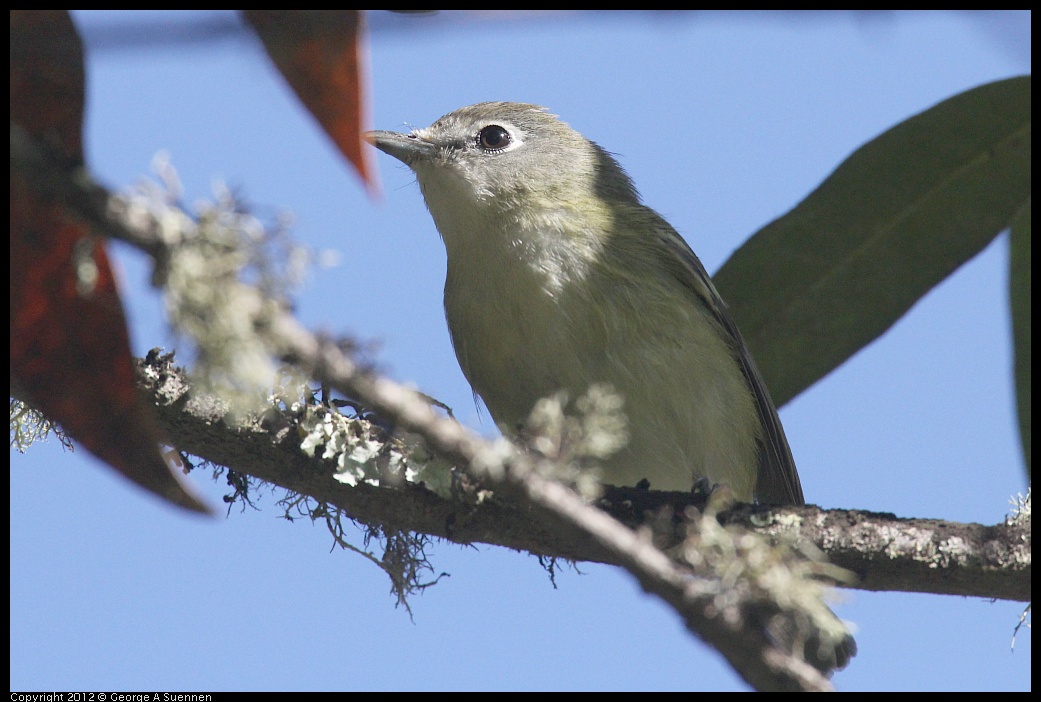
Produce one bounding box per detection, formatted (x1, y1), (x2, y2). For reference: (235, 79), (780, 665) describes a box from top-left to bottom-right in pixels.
(10, 11), (1031, 691)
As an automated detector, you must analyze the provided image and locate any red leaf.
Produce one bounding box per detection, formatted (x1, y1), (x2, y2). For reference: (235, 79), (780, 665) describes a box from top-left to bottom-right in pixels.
(10, 11), (210, 513)
(245, 10), (377, 193)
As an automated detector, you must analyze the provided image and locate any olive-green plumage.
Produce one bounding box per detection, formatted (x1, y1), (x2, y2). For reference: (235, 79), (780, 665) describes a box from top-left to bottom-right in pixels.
(368, 102), (803, 505)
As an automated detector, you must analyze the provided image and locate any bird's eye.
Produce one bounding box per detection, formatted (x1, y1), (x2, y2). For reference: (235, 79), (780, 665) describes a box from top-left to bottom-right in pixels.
(477, 125), (512, 152)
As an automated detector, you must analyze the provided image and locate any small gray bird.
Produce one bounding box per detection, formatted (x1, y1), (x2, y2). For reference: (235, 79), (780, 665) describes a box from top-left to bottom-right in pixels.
(368, 102), (804, 505)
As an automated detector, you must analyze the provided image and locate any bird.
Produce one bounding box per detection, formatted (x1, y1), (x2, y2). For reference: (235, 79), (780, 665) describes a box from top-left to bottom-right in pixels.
(367, 102), (804, 506)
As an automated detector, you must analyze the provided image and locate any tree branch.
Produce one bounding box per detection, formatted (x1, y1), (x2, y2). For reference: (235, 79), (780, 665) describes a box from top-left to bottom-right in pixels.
(136, 353), (1031, 604)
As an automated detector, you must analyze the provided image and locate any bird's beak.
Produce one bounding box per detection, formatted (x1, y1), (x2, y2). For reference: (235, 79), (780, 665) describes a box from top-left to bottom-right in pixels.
(364, 130), (437, 166)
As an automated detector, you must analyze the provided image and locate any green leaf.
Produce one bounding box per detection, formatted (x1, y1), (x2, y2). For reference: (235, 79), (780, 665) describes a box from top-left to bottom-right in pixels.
(1009, 198), (1031, 478)
(715, 76), (1031, 407)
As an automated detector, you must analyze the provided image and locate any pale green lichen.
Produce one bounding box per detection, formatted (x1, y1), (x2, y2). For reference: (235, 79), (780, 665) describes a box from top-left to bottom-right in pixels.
(679, 505), (856, 671)
(1006, 488), (1031, 526)
(296, 403), (454, 494)
(124, 154), (334, 421)
(519, 384), (628, 499)
(9, 399), (74, 453)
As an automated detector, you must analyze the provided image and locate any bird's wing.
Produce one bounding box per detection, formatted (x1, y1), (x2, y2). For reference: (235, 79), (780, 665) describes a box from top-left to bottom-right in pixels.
(657, 226), (805, 506)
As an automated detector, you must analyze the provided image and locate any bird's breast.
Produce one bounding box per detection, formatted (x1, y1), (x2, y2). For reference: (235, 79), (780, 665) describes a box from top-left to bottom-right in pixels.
(443, 234), (601, 428)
